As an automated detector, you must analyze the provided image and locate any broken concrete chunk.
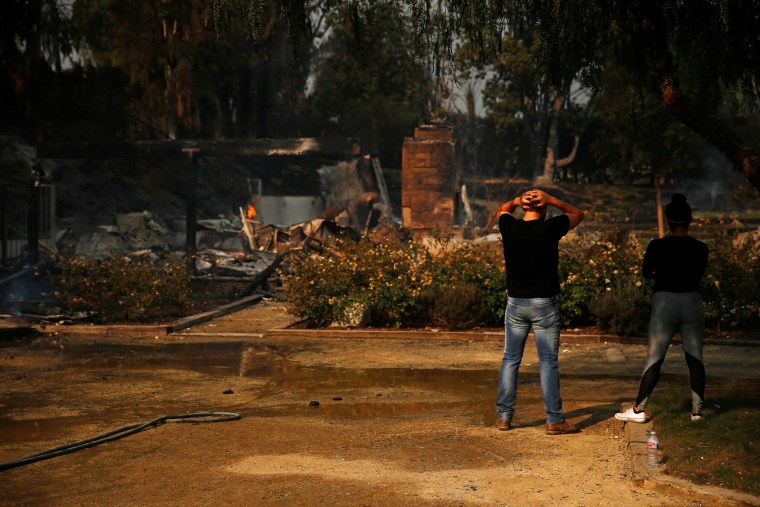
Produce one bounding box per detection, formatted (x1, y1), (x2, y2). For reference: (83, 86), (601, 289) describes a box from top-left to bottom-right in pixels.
(331, 302), (370, 328)
(116, 212), (147, 233)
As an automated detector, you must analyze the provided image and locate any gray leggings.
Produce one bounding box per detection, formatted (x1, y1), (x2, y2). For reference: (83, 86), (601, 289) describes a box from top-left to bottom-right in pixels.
(635, 291), (705, 414)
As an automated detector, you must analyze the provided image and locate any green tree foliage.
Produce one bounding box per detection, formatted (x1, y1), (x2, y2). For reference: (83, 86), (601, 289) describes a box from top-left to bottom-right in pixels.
(457, 34), (587, 181)
(589, 64), (707, 184)
(234, 1), (760, 190)
(0, 0), (74, 140)
(212, 0), (310, 53)
(305, 1), (430, 165)
(497, 0), (760, 190)
(74, 0), (241, 139)
(444, 81), (506, 183)
(65, 0), (314, 140)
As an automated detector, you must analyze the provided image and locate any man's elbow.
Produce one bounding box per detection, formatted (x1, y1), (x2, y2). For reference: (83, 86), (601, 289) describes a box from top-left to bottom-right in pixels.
(568, 211), (585, 230)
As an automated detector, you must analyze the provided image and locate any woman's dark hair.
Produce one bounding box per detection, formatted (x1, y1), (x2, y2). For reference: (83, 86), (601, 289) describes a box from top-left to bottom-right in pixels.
(665, 193), (692, 224)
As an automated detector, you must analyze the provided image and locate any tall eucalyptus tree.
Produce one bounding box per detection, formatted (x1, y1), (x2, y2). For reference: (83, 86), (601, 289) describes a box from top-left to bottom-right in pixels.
(218, 0), (760, 190)
(1, 0), (74, 140)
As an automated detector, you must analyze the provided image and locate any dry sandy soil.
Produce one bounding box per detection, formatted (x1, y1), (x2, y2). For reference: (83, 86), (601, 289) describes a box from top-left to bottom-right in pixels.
(2, 299), (744, 506)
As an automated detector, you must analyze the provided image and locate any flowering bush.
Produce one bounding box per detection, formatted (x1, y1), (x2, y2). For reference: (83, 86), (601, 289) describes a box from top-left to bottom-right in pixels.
(701, 230), (760, 330)
(559, 228), (647, 332)
(283, 235), (505, 328)
(420, 236), (507, 328)
(284, 226), (760, 334)
(51, 254), (191, 322)
(283, 238), (425, 327)
(589, 279), (651, 336)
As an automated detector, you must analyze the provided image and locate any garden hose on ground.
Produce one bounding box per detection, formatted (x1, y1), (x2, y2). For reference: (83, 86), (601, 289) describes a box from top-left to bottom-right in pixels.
(0, 412), (241, 471)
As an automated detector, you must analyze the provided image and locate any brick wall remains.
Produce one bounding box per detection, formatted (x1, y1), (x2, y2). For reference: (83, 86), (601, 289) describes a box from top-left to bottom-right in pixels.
(401, 125), (457, 235)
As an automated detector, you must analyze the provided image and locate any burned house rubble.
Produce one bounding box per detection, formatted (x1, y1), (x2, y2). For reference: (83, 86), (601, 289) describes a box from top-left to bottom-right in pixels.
(1, 127), (523, 326)
(0, 135), (405, 321)
(48, 154), (392, 272)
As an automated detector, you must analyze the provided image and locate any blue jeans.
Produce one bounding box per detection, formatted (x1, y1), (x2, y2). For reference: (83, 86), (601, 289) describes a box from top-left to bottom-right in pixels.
(496, 297), (564, 424)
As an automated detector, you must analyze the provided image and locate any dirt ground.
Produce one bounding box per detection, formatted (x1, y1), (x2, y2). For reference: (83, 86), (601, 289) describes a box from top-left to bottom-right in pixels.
(3, 300), (757, 506)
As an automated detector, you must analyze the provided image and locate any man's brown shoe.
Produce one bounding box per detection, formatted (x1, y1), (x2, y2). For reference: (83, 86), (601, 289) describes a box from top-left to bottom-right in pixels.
(545, 421), (580, 435)
(496, 419), (512, 431)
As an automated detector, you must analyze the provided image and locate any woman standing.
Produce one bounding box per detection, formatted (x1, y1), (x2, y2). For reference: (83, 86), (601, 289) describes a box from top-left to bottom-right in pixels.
(615, 193), (709, 422)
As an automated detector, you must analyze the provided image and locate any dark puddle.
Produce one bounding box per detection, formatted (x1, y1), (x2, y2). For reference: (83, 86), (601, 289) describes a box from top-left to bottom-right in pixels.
(61, 341), (275, 376)
(57, 341), (501, 392)
(2, 341), (758, 445)
(37, 341), (760, 389)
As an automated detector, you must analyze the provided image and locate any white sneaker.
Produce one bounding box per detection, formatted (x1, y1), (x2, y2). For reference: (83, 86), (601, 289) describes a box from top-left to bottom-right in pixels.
(615, 406), (647, 423)
(690, 412), (703, 421)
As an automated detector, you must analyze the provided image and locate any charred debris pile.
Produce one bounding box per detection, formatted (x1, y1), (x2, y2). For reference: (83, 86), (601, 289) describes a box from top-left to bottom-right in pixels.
(0, 137), (403, 323)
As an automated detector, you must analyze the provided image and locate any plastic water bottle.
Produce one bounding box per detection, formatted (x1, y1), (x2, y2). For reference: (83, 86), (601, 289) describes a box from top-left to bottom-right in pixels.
(647, 430), (661, 468)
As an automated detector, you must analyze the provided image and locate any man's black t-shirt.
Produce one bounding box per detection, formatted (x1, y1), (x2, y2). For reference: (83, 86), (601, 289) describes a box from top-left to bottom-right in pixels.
(499, 213), (570, 298)
(642, 235), (708, 293)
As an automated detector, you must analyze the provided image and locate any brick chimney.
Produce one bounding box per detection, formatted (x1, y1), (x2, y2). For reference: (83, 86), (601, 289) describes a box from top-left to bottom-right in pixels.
(401, 125), (458, 236)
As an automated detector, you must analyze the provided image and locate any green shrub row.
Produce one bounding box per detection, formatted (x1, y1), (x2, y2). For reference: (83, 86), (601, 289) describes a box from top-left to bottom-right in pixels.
(48, 227), (758, 333)
(283, 234), (507, 329)
(51, 254), (192, 322)
(700, 230), (760, 331)
(284, 227), (760, 334)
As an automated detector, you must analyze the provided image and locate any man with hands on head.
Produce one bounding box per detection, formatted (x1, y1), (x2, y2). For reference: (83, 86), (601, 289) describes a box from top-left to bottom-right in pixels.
(495, 189), (584, 434)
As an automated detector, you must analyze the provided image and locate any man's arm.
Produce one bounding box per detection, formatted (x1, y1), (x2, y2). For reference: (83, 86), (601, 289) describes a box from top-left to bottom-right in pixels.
(530, 190), (585, 230)
(484, 194), (531, 231)
(496, 195), (523, 218)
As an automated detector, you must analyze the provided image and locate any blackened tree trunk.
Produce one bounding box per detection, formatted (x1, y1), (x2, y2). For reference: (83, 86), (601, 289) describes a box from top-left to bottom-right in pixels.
(541, 91), (564, 182)
(655, 177), (664, 238)
(253, 9), (279, 139)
